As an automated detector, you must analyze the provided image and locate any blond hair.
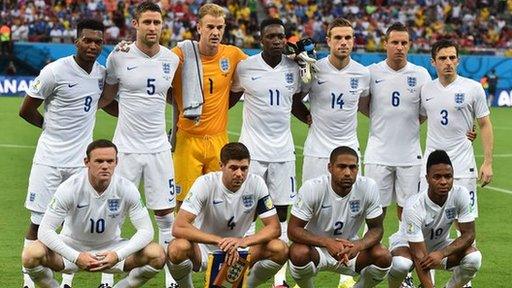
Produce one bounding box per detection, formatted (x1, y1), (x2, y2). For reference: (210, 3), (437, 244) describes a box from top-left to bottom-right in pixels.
(198, 3), (226, 21)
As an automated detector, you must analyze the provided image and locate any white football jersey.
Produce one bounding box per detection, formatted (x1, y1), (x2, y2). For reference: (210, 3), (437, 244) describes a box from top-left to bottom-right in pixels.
(181, 172), (276, 250)
(27, 56), (105, 167)
(420, 76), (489, 178)
(303, 58), (370, 158)
(364, 61), (431, 166)
(402, 185), (473, 251)
(232, 54), (301, 162)
(291, 175), (382, 241)
(106, 44), (179, 153)
(45, 169), (150, 250)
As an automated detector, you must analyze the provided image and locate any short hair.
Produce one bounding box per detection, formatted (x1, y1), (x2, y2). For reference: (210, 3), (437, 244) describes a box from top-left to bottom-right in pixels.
(260, 18), (284, 35)
(329, 146), (358, 164)
(326, 17), (352, 37)
(86, 139), (118, 159)
(431, 39), (459, 59)
(385, 22), (409, 39)
(426, 150), (452, 173)
(198, 3), (226, 21)
(134, 1), (162, 20)
(220, 142), (250, 164)
(76, 19), (104, 38)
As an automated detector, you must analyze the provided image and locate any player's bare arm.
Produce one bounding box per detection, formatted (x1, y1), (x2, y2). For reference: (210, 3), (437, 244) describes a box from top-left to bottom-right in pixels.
(291, 92), (311, 125)
(229, 90), (244, 108)
(339, 214), (384, 259)
(409, 241), (435, 288)
(98, 82), (118, 109)
(243, 213), (280, 247)
(19, 96), (44, 128)
(437, 221), (475, 262)
(358, 93), (370, 117)
(477, 115), (494, 186)
(172, 209), (222, 245)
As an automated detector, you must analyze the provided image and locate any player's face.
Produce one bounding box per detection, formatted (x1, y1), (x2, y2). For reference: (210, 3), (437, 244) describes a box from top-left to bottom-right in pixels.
(328, 154), (358, 190)
(385, 31), (410, 63)
(426, 163), (454, 198)
(327, 26), (354, 60)
(75, 29), (104, 63)
(133, 11), (163, 47)
(85, 147), (117, 183)
(432, 47), (459, 79)
(198, 15), (225, 51)
(221, 159), (249, 192)
(261, 24), (286, 58)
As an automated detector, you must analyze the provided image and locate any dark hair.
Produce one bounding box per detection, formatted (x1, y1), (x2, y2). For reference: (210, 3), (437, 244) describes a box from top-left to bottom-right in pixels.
(76, 19), (104, 38)
(431, 39), (459, 59)
(134, 1), (162, 20)
(426, 150), (452, 173)
(329, 146), (358, 164)
(86, 139), (118, 158)
(327, 18), (352, 37)
(220, 142), (250, 164)
(385, 22), (409, 39)
(260, 18), (284, 35)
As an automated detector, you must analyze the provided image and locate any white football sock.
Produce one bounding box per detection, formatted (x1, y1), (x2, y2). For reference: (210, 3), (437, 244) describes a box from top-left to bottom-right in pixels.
(388, 256), (413, 288)
(23, 238), (36, 288)
(249, 259), (283, 287)
(60, 272), (74, 287)
(155, 213), (176, 286)
(100, 273), (114, 286)
(168, 259), (193, 288)
(113, 265), (160, 288)
(274, 221), (288, 285)
(354, 264), (390, 288)
(289, 261), (316, 288)
(446, 251), (481, 288)
(25, 265), (59, 288)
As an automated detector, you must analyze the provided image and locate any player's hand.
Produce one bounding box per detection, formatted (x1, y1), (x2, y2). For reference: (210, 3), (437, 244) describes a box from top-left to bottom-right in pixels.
(89, 251), (119, 272)
(218, 237), (245, 251)
(466, 127), (477, 142)
(75, 252), (101, 271)
(337, 240), (359, 263)
(479, 161), (493, 187)
(325, 238), (353, 263)
(419, 251), (443, 270)
(114, 40), (132, 52)
(224, 248), (240, 266)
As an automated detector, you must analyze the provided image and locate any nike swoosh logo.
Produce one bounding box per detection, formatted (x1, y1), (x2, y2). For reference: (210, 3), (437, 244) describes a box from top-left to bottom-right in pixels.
(68, 83), (78, 88)
(290, 194), (296, 199)
(127, 66), (137, 71)
(425, 97), (434, 101)
(77, 204), (89, 208)
(321, 204), (332, 209)
(374, 79), (385, 84)
(213, 200), (223, 205)
(317, 80), (327, 85)
(251, 76), (262, 80)
(168, 198), (175, 203)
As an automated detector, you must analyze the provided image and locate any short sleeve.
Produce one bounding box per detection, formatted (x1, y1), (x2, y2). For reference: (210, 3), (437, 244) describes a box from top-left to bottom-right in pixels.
(27, 65), (56, 100)
(290, 181), (315, 222)
(455, 186), (475, 223)
(473, 83), (490, 119)
(403, 203), (424, 243)
(105, 52), (119, 85)
(364, 179), (383, 219)
(181, 176), (208, 216)
(253, 176), (276, 219)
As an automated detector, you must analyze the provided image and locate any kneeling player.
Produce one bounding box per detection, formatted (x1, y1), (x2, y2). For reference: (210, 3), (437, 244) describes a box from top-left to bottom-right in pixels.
(288, 146), (391, 288)
(22, 140), (164, 288)
(388, 150), (481, 288)
(167, 142), (288, 288)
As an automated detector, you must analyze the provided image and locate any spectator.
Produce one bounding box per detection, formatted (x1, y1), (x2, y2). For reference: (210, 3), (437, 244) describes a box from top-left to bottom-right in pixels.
(5, 60), (17, 75)
(0, 20), (11, 56)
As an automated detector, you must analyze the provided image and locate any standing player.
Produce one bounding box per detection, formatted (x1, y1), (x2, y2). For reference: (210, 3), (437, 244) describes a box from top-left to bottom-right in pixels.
(171, 3), (247, 209)
(301, 17), (370, 183)
(21, 140), (165, 288)
(288, 146), (391, 288)
(98, 2), (179, 287)
(360, 22), (432, 222)
(420, 39), (494, 220)
(230, 18), (309, 287)
(167, 142), (288, 288)
(19, 19), (105, 288)
(388, 150), (482, 288)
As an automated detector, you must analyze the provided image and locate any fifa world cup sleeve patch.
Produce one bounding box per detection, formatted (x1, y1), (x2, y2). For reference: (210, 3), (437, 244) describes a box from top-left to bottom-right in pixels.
(256, 195), (274, 215)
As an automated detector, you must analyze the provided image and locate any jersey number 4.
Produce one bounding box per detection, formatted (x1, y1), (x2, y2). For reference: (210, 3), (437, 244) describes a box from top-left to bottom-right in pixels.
(227, 216), (236, 230)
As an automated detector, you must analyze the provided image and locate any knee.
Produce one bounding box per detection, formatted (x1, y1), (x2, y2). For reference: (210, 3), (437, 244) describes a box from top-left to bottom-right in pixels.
(370, 244), (392, 267)
(391, 256), (413, 275)
(22, 241), (46, 268)
(461, 250), (482, 273)
(143, 242), (166, 269)
(266, 239), (289, 264)
(289, 243), (312, 266)
(167, 239), (192, 264)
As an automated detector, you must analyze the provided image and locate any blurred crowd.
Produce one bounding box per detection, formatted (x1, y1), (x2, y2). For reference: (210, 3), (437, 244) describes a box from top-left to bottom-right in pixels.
(0, 0), (511, 56)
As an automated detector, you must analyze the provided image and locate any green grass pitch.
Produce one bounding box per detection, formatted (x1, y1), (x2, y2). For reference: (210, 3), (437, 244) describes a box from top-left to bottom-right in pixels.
(1, 97), (511, 287)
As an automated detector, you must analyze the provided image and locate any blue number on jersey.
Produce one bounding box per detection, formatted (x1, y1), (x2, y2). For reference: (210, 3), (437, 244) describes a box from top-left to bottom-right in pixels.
(89, 218), (105, 233)
(269, 89), (280, 106)
(429, 228), (443, 240)
(440, 109), (449, 125)
(391, 91), (400, 107)
(147, 78), (156, 95)
(333, 221), (344, 235)
(84, 96), (92, 112)
(227, 216), (236, 230)
(331, 93), (344, 109)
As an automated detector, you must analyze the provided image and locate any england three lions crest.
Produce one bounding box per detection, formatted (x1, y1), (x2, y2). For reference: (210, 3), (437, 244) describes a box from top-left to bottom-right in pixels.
(445, 207), (456, 220)
(108, 199), (120, 214)
(242, 195), (254, 208)
(219, 58), (230, 73)
(407, 76), (417, 87)
(454, 93), (465, 104)
(285, 72), (294, 84)
(162, 63), (171, 74)
(349, 200), (360, 214)
(350, 78), (359, 89)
